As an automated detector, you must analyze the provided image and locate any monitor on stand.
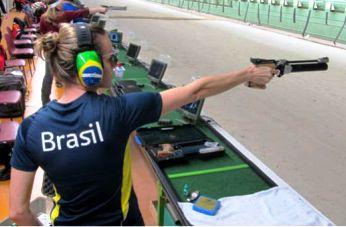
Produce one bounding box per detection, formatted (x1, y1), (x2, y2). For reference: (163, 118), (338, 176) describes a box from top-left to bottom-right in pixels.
(109, 31), (123, 45)
(148, 59), (168, 85)
(180, 99), (205, 124)
(126, 43), (141, 63)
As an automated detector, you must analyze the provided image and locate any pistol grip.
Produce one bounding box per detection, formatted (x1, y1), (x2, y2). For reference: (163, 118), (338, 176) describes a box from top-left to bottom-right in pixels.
(254, 63), (276, 69)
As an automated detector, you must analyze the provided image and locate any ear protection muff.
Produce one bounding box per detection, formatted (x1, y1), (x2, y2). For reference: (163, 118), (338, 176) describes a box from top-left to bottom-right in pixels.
(74, 23), (104, 88)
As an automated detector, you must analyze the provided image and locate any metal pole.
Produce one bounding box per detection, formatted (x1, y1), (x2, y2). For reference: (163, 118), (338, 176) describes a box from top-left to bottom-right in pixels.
(201, 0), (205, 11)
(267, 4), (271, 24)
(243, 1), (249, 22)
(302, 9), (312, 37)
(238, 1), (241, 16)
(157, 182), (165, 226)
(257, 3), (261, 25)
(333, 16), (346, 44)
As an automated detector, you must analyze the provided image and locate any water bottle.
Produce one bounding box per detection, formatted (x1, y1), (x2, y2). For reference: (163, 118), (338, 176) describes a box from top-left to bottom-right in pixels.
(114, 63), (125, 79)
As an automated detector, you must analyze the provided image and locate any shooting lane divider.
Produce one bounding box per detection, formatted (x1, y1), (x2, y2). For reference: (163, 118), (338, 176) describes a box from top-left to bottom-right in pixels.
(244, 1), (250, 22)
(257, 3), (261, 25)
(302, 9), (312, 37)
(238, 1), (241, 17)
(333, 15), (346, 44)
(168, 163), (249, 179)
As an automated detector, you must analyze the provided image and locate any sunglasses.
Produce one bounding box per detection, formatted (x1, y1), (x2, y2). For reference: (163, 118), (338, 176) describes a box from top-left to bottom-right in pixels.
(102, 48), (118, 68)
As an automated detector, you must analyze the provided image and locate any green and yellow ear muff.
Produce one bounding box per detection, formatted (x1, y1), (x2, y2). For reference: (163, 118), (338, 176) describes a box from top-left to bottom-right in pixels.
(76, 50), (103, 87)
(74, 23), (104, 87)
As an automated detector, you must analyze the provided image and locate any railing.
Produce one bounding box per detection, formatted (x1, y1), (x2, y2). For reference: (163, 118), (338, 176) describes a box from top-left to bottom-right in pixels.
(148, 0), (346, 44)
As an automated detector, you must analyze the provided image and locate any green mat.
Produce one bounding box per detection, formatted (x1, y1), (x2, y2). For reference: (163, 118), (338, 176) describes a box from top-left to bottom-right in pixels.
(115, 46), (273, 201)
(170, 168), (271, 200)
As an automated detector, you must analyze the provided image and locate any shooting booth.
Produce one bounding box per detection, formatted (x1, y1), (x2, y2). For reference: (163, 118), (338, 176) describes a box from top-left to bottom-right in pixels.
(110, 40), (333, 225)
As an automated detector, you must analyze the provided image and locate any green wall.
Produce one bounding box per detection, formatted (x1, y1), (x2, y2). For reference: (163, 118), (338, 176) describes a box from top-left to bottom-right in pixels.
(148, 0), (346, 44)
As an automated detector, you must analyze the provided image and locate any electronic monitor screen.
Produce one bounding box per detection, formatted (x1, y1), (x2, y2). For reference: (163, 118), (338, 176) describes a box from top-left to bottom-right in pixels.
(126, 43), (141, 60)
(91, 15), (100, 23)
(98, 19), (106, 29)
(109, 31), (123, 44)
(148, 59), (167, 84)
(180, 99), (205, 123)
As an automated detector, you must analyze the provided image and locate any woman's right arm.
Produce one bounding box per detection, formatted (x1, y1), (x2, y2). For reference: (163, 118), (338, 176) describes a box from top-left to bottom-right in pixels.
(88, 7), (107, 15)
(9, 169), (40, 225)
(160, 65), (275, 115)
(58, 7), (107, 23)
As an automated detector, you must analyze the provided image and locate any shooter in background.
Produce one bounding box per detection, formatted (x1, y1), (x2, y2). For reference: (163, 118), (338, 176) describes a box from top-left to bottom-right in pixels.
(59, 0), (89, 23)
(40, 4), (107, 106)
(9, 23), (276, 225)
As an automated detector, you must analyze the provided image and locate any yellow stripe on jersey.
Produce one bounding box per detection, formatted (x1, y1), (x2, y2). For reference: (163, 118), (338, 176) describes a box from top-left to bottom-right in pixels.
(51, 186), (61, 225)
(121, 143), (132, 219)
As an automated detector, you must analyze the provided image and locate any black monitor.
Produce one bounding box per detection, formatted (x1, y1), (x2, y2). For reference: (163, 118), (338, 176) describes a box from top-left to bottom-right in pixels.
(91, 14), (100, 23)
(109, 31), (123, 44)
(148, 59), (167, 84)
(180, 99), (205, 123)
(126, 43), (141, 60)
(90, 15), (106, 29)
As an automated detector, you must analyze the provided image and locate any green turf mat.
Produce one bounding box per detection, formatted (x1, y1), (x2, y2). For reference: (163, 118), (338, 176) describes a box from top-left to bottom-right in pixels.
(113, 46), (273, 199)
(162, 150), (246, 175)
(157, 119), (252, 175)
(170, 168), (272, 201)
(168, 164), (249, 179)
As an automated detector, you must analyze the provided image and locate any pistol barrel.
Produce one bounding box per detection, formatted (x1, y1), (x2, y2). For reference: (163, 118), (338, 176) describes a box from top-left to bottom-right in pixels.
(290, 62), (328, 73)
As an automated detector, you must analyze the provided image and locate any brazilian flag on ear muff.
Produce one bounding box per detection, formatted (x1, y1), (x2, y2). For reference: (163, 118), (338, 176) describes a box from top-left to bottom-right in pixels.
(76, 50), (103, 87)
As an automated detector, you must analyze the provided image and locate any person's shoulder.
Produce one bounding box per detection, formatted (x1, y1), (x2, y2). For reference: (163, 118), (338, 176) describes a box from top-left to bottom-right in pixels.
(26, 102), (61, 124)
(26, 105), (50, 122)
(122, 92), (161, 102)
(19, 110), (42, 134)
(91, 93), (122, 105)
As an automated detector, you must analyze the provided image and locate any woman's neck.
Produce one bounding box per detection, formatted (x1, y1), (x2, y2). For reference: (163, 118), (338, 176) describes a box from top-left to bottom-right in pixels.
(58, 83), (87, 104)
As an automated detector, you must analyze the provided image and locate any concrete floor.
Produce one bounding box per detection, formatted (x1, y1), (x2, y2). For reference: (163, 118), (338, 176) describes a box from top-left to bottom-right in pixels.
(85, 0), (346, 224)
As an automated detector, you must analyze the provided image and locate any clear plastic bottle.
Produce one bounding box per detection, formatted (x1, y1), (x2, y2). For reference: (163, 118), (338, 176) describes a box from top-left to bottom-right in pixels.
(114, 63), (125, 79)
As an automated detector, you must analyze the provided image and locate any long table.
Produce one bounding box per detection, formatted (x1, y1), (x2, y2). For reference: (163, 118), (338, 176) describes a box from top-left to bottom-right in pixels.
(113, 45), (327, 225)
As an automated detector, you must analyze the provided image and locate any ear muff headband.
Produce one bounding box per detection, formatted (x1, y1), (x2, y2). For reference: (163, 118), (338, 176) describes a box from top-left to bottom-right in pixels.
(75, 23), (93, 49)
(74, 23), (104, 88)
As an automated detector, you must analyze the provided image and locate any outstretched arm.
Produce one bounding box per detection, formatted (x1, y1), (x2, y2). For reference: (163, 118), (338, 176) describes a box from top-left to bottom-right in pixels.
(160, 65), (275, 115)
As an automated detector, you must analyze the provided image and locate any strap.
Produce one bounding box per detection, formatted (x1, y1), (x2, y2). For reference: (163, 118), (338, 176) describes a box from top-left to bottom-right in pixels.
(74, 23), (93, 50)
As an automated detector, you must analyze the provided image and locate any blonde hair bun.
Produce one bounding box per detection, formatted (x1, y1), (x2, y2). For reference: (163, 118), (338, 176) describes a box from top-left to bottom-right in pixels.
(41, 32), (59, 54)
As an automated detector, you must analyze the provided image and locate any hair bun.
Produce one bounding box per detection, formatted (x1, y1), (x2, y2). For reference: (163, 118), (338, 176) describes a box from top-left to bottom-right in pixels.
(42, 32), (59, 54)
